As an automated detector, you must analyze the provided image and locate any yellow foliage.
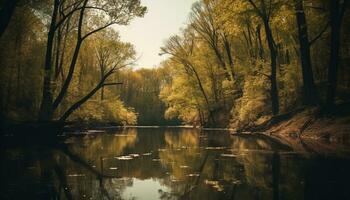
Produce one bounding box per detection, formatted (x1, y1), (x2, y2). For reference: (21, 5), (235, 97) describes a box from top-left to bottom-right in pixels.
(70, 97), (137, 125)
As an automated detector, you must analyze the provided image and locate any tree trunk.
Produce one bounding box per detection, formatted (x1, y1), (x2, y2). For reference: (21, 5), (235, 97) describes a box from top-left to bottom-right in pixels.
(184, 62), (216, 125)
(59, 82), (104, 122)
(38, 0), (60, 121)
(52, 39), (82, 111)
(15, 35), (22, 104)
(263, 19), (279, 115)
(212, 42), (232, 81)
(0, 0), (17, 37)
(294, 0), (319, 106)
(326, 0), (346, 111)
(59, 72), (118, 122)
(256, 25), (264, 59)
(101, 86), (104, 101)
(52, 0), (88, 112)
(222, 33), (235, 79)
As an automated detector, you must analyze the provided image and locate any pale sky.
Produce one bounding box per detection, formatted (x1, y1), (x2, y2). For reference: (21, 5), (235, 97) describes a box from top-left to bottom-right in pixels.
(116, 0), (198, 69)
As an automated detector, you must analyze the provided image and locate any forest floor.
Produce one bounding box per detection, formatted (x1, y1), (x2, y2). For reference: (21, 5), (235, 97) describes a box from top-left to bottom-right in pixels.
(257, 104), (350, 153)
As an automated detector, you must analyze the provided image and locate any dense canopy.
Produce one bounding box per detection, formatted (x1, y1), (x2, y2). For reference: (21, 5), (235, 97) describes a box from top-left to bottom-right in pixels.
(0, 0), (349, 128)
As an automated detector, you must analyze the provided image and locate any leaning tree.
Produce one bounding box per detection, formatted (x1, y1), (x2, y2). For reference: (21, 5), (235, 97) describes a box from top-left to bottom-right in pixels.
(38, 0), (146, 121)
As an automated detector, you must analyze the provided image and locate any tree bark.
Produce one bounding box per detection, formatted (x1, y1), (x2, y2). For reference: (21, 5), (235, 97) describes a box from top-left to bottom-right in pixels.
(59, 81), (104, 122)
(38, 0), (60, 121)
(222, 33), (235, 79)
(184, 62), (216, 125)
(52, 39), (83, 111)
(294, 0), (319, 106)
(248, 0), (279, 115)
(52, 0), (88, 112)
(256, 25), (264, 59)
(59, 71), (119, 122)
(263, 19), (279, 115)
(0, 0), (17, 37)
(326, 0), (346, 111)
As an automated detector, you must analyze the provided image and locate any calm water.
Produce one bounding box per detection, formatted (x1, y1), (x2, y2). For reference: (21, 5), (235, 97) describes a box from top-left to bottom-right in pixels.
(1, 128), (350, 200)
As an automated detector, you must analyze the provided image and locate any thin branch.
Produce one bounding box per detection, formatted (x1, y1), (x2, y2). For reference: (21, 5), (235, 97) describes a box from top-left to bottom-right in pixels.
(103, 82), (123, 86)
(55, 4), (83, 30)
(254, 70), (272, 80)
(304, 5), (326, 11)
(77, 0), (88, 39)
(81, 22), (116, 41)
(248, 0), (263, 17)
(309, 21), (329, 46)
(59, 61), (134, 121)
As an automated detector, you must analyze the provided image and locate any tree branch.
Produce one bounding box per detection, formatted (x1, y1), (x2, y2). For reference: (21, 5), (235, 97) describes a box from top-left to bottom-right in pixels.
(309, 21), (329, 46)
(55, 3), (83, 30)
(58, 62), (133, 121)
(304, 5), (326, 12)
(81, 22), (116, 41)
(254, 70), (272, 80)
(103, 82), (123, 86)
(248, 0), (263, 18)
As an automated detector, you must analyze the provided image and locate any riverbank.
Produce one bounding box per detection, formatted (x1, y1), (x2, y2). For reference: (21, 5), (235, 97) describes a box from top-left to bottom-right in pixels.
(267, 108), (350, 141)
(239, 104), (350, 153)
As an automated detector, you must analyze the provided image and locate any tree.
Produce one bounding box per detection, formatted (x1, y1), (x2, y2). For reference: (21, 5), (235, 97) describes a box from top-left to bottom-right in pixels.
(59, 62), (131, 122)
(293, 0), (319, 106)
(38, 0), (146, 121)
(190, 1), (234, 81)
(0, 0), (18, 37)
(326, 0), (347, 111)
(95, 30), (120, 101)
(247, 0), (280, 115)
(161, 33), (216, 125)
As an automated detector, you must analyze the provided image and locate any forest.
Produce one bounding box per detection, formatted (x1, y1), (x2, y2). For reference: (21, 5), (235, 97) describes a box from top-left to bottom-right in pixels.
(0, 0), (349, 130)
(1, 0), (350, 199)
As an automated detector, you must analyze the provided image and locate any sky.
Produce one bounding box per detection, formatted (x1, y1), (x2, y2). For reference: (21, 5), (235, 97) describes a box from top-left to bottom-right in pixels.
(116, 0), (198, 69)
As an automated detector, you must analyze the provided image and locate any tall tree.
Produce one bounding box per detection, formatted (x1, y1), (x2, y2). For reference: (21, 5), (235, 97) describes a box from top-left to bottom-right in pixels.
(326, 0), (347, 111)
(0, 0), (18, 37)
(161, 34), (216, 125)
(294, 0), (319, 106)
(38, 0), (146, 121)
(190, 1), (234, 81)
(247, 0), (280, 115)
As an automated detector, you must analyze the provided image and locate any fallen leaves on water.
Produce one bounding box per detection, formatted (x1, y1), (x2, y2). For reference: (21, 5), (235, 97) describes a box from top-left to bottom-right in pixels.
(205, 147), (226, 150)
(115, 156), (133, 160)
(220, 154), (238, 157)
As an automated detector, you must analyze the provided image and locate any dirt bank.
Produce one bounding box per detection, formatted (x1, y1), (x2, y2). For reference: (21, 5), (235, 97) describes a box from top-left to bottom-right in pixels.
(256, 106), (350, 154)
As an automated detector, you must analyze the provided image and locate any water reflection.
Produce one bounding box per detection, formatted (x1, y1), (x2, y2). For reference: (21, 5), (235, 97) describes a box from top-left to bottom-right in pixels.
(1, 128), (350, 200)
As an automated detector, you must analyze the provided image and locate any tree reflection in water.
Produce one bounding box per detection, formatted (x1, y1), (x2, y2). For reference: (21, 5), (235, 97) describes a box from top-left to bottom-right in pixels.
(1, 128), (350, 200)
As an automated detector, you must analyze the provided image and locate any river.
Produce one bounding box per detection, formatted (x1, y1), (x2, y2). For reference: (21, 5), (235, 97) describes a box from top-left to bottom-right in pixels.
(1, 127), (350, 199)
